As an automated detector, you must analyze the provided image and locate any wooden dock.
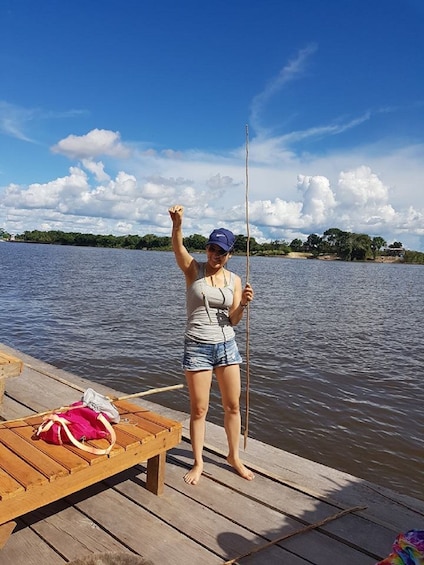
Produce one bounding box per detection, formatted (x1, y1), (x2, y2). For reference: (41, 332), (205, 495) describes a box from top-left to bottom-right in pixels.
(0, 343), (423, 564)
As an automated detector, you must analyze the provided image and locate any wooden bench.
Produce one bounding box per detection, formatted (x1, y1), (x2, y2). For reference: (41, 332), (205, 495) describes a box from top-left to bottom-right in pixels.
(0, 352), (23, 403)
(0, 399), (182, 548)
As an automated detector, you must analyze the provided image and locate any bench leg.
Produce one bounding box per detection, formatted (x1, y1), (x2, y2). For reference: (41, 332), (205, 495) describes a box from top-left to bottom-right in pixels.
(146, 451), (166, 496)
(0, 521), (17, 549)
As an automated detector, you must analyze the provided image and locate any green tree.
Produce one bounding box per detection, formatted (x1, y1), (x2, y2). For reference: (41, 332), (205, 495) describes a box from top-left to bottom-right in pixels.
(350, 233), (373, 260)
(234, 235), (260, 254)
(305, 233), (322, 256)
(322, 228), (350, 255)
(371, 236), (387, 259)
(72, 233), (96, 246)
(184, 233), (207, 251)
(289, 238), (303, 252)
(404, 250), (424, 264)
(234, 235), (248, 253)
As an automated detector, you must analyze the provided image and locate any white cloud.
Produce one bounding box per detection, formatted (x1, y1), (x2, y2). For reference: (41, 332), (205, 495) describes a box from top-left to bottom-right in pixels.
(337, 166), (388, 207)
(81, 159), (110, 182)
(51, 129), (131, 159)
(2, 129), (424, 251)
(298, 175), (336, 225)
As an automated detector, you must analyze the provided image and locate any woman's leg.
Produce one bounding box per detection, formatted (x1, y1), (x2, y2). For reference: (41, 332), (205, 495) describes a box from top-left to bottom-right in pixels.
(215, 364), (254, 481)
(184, 369), (213, 484)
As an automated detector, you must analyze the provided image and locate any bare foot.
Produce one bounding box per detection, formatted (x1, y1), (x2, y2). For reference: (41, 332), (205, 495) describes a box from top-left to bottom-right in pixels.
(183, 463), (203, 485)
(227, 456), (255, 480)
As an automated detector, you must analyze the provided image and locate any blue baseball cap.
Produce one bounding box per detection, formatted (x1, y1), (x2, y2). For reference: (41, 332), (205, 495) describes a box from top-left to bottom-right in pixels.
(207, 228), (235, 252)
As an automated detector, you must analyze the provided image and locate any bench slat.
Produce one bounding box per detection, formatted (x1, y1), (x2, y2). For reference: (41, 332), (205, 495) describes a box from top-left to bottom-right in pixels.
(0, 443), (48, 490)
(0, 428), (69, 481)
(0, 469), (24, 501)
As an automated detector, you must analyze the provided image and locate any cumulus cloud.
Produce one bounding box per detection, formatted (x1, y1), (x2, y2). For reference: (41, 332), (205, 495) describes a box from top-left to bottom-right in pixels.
(298, 175), (337, 225)
(2, 128), (424, 251)
(337, 166), (388, 207)
(81, 159), (110, 182)
(51, 129), (131, 159)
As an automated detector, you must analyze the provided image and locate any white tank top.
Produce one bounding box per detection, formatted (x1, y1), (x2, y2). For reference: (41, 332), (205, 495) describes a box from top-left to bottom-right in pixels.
(185, 263), (235, 344)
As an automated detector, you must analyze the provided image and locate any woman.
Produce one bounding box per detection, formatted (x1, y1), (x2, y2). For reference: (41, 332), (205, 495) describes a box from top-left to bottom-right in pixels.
(169, 204), (254, 485)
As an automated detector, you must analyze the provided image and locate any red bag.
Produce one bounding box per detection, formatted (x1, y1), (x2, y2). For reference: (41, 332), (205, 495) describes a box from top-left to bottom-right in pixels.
(36, 401), (116, 455)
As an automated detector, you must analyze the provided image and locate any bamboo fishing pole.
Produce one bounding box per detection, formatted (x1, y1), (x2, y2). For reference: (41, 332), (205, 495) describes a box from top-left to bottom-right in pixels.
(243, 124), (251, 450)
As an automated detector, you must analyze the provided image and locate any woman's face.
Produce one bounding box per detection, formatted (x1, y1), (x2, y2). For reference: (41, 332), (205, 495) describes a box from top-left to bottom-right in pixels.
(206, 244), (231, 266)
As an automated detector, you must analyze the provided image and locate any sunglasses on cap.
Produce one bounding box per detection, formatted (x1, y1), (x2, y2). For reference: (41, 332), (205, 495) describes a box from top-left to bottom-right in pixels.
(206, 244), (231, 256)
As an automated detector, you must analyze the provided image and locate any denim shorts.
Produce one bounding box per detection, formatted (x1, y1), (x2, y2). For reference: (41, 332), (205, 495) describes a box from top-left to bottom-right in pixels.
(183, 337), (242, 371)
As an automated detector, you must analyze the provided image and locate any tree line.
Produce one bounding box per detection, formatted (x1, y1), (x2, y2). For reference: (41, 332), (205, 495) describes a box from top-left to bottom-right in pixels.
(1, 227), (423, 263)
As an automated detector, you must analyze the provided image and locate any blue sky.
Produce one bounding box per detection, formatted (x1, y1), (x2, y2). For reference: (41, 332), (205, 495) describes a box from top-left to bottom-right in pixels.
(1, 0), (424, 250)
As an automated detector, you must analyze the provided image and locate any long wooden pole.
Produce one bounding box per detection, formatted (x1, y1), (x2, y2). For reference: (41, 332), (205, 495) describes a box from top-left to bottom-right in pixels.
(3, 384), (184, 425)
(223, 505), (367, 564)
(243, 124), (250, 451)
(110, 384), (184, 401)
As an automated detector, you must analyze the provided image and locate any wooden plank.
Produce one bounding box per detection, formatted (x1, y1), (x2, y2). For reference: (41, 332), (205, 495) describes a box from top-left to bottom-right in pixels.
(1, 365), (82, 415)
(113, 420), (156, 444)
(21, 503), (132, 563)
(0, 468), (24, 501)
(0, 521), (16, 549)
(0, 428), (69, 481)
(0, 395), (36, 422)
(0, 442), (48, 491)
(117, 411), (167, 436)
(113, 425), (148, 449)
(0, 520), (67, 565)
(116, 400), (181, 430)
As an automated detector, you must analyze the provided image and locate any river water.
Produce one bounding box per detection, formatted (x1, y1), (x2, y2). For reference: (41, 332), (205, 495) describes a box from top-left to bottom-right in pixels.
(0, 242), (423, 500)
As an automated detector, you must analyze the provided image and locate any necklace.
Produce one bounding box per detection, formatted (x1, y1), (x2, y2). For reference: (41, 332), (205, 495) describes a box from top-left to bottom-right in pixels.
(205, 265), (227, 287)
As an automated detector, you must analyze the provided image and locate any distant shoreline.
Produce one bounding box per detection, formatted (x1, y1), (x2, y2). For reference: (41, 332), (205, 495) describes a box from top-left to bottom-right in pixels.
(284, 251), (403, 263)
(0, 239), (412, 264)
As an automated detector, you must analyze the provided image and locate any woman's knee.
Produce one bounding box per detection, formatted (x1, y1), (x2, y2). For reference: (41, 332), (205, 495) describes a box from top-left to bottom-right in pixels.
(191, 404), (209, 420)
(222, 401), (240, 415)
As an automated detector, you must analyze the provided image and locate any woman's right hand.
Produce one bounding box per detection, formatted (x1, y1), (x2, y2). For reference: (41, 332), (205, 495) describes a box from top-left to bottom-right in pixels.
(169, 205), (184, 227)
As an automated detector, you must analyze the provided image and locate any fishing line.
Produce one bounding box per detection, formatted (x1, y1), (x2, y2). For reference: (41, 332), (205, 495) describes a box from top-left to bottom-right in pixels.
(243, 124), (250, 450)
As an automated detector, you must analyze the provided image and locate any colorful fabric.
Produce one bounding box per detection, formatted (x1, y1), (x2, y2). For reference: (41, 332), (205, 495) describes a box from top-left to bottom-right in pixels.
(377, 530), (424, 565)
